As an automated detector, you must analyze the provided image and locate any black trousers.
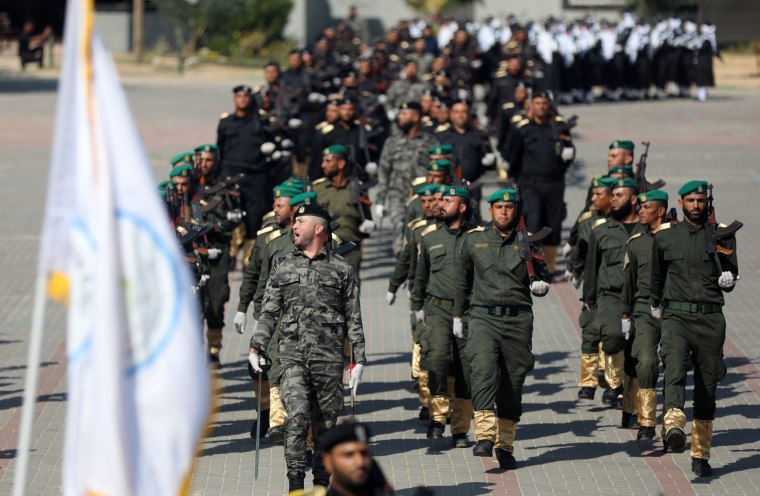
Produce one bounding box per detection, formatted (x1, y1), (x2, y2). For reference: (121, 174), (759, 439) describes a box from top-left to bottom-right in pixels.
(517, 178), (565, 246)
(226, 167), (273, 239)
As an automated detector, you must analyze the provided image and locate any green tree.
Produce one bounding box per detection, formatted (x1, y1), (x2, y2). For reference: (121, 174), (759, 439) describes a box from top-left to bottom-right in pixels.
(404, 0), (476, 16)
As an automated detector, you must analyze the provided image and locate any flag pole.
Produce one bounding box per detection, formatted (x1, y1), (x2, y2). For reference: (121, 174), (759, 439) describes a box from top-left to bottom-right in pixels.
(12, 273), (49, 496)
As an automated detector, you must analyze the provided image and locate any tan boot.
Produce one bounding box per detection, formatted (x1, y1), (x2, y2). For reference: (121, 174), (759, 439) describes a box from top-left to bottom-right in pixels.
(418, 370), (431, 419)
(605, 351), (625, 390)
(495, 418), (518, 453)
(412, 341), (421, 378)
(206, 328), (223, 367)
(229, 224), (246, 257)
(690, 419), (713, 460)
(636, 388), (657, 428)
(450, 398), (474, 435)
(269, 386), (286, 426)
(622, 376), (639, 414)
(542, 245), (558, 274)
(579, 354), (599, 388)
(473, 410), (496, 442)
(242, 239), (256, 268)
(429, 395), (449, 425)
(663, 407), (687, 453)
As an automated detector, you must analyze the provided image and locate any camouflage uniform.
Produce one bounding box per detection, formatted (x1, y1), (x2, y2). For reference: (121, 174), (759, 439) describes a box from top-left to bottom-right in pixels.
(251, 249), (366, 482)
(377, 132), (439, 254)
(385, 77), (430, 111)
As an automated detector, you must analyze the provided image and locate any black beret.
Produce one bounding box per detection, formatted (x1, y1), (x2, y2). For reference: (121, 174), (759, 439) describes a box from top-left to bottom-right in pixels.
(232, 85), (252, 94)
(399, 101), (422, 112)
(322, 422), (371, 452)
(294, 203), (331, 224)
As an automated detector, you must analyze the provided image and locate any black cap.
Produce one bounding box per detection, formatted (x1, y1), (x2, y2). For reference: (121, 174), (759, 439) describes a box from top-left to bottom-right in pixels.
(533, 89), (554, 101)
(321, 422), (371, 452)
(233, 85), (252, 94)
(294, 203), (331, 224)
(399, 101), (422, 113)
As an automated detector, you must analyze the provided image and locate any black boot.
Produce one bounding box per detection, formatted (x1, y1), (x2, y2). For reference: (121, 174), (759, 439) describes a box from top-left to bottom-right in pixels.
(602, 386), (623, 408)
(314, 477), (330, 487)
(621, 412), (639, 429)
(250, 409), (270, 439)
(495, 448), (517, 470)
(472, 439), (494, 457)
(577, 387), (596, 400)
(288, 475), (305, 492)
(598, 370), (609, 389)
(637, 426), (656, 441)
(691, 457), (712, 476)
(305, 450), (314, 468)
(452, 433), (469, 448)
(427, 421), (445, 440)
(418, 406), (429, 421)
(267, 425), (285, 446)
(664, 427), (686, 453)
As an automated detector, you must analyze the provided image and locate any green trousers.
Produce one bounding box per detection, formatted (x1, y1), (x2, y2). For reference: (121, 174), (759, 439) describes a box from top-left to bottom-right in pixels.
(596, 293), (626, 355)
(466, 310), (534, 421)
(421, 301), (471, 398)
(662, 310), (726, 420)
(203, 248), (231, 329)
(631, 310), (661, 389)
(580, 306), (600, 355)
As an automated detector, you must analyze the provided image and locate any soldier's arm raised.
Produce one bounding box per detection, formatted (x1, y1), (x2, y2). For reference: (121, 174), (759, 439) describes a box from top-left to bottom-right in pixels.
(343, 263), (366, 365)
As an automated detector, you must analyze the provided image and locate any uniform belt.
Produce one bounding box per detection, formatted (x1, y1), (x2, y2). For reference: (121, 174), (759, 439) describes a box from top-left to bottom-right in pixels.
(472, 305), (531, 317)
(428, 295), (454, 311)
(666, 300), (722, 314)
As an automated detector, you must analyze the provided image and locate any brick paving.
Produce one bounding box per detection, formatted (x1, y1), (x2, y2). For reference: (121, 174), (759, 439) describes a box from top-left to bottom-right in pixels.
(0, 60), (759, 495)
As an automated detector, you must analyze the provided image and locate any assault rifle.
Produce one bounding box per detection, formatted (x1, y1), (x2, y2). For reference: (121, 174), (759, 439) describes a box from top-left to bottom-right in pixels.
(515, 187), (552, 282)
(705, 184), (743, 273)
(635, 141), (665, 193)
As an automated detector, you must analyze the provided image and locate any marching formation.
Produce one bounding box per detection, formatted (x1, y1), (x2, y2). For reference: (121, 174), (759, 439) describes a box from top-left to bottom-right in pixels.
(152, 8), (738, 495)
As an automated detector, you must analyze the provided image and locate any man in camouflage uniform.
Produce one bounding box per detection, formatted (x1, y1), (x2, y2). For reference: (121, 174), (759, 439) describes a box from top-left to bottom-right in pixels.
(312, 144), (375, 272)
(412, 185), (475, 447)
(584, 178), (644, 409)
(651, 181), (739, 477)
(250, 203), (366, 491)
(621, 189), (670, 440)
(375, 101), (439, 254)
(454, 189), (551, 470)
(385, 59), (430, 112)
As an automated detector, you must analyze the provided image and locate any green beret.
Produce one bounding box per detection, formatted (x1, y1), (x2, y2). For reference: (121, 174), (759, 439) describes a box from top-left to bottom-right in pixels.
(487, 188), (518, 204)
(678, 180), (709, 197)
(442, 185), (470, 199)
(169, 164), (193, 178)
(609, 140), (635, 151)
(273, 185), (302, 199)
(280, 178), (305, 190)
(637, 189), (668, 204)
(427, 159), (451, 172)
(428, 144), (453, 156)
(158, 180), (172, 189)
(608, 165), (634, 176)
(611, 177), (638, 191)
(416, 183), (442, 197)
(170, 152), (194, 166)
(592, 177), (618, 189)
(289, 191), (318, 207)
(193, 144), (218, 153)
(322, 144), (348, 157)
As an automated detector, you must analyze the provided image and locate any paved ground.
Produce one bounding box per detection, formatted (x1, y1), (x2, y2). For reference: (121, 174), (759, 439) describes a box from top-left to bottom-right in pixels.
(1, 58), (760, 495)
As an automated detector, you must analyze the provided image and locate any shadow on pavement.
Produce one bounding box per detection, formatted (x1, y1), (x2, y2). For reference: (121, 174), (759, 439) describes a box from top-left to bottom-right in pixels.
(395, 482), (493, 495)
(0, 73), (58, 93)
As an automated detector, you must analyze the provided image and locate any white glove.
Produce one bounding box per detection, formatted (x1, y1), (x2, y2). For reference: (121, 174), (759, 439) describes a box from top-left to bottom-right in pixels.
(248, 349), (263, 373)
(386, 109), (398, 121)
(207, 247), (222, 260)
(349, 363), (365, 395)
(373, 204), (386, 219)
(288, 118), (303, 129)
(280, 138), (294, 149)
(471, 59), (483, 69)
(272, 150), (282, 161)
(260, 142), (276, 155)
(198, 274), (210, 287)
(457, 88), (469, 100)
(621, 318), (632, 340)
(385, 291), (396, 305)
(359, 219), (376, 234)
(561, 146), (575, 162)
(308, 92), (327, 103)
(377, 94), (388, 105)
(453, 318), (464, 339)
(561, 241), (573, 258)
(226, 210), (243, 222)
(530, 280), (550, 296)
(414, 309), (426, 325)
(234, 311), (247, 334)
(481, 152), (496, 167)
(564, 270), (580, 289)
(718, 271), (737, 289)
(651, 303), (664, 320)
(365, 161), (378, 176)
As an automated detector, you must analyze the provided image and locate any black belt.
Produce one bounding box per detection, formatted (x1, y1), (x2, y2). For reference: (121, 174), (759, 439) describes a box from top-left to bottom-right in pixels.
(472, 305), (531, 317)
(666, 301), (722, 314)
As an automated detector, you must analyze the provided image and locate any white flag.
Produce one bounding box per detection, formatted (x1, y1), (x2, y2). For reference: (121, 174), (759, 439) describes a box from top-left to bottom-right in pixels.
(38, 1), (211, 494)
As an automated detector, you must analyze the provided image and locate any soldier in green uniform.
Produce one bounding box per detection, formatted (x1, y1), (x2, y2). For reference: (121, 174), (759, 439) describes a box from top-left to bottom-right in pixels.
(584, 178), (644, 409)
(412, 185), (476, 447)
(234, 180), (304, 439)
(386, 183), (444, 420)
(312, 145), (375, 273)
(454, 189), (551, 470)
(650, 181), (739, 476)
(573, 177), (616, 401)
(621, 189), (670, 440)
(250, 203), (366, 492)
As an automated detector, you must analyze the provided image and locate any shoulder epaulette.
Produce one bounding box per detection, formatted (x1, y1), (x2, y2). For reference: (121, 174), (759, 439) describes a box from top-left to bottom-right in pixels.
(331, 233), (343, 245)
(626, 232), (643, 244)
(315, 121), (328, 130)
(434, 123), (450, 133)
(353, 119), (361, 126)
(320, 124), (334, 134)
(257, 225), (276, 237)
(405, 194), (419, 207)
(220, 112), (230, 119)
(653, 222), (671, 234)
(468, 226), (487, 233)
(407, 216), (423, 228)
(411, 176), (427, 187)
(313, 177), (329, 186)
(510, 114), (523, 123)
(578, 211), (593, 223)
(262, 210), (275, 221)
(258, 108), (268, 116)
(554, 115), (566, 122)
(592, 218), (607, 229)
(421, 224), (438, 237)
(516, 118), (530, 129)
(412, 219), (429, 231)
(364, 124), (372, 131)
(502, 102), (515, 110)
(266, 230), (283, 244)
